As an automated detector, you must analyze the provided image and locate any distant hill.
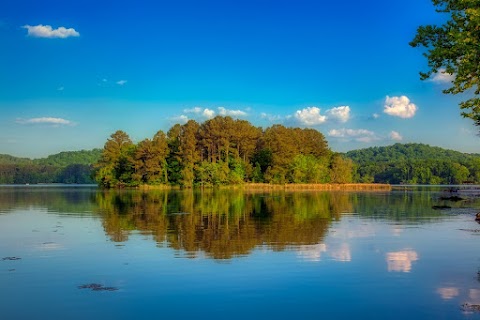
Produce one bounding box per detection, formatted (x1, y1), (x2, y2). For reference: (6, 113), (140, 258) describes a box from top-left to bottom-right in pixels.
(34, 149), (102, 166)
(345, 143), (480, 164)
(0, 149), (102, 166)
(0, 149), (102, 184)
(345, 143), (480, 184)
(0, 154), (32, 165)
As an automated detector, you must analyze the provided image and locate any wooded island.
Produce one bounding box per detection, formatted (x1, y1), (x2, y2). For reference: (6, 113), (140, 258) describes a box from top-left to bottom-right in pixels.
(95, 116), (353, 188)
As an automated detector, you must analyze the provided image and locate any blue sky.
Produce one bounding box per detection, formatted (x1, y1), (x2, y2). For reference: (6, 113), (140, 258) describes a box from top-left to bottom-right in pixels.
(0, 0), (478, 158)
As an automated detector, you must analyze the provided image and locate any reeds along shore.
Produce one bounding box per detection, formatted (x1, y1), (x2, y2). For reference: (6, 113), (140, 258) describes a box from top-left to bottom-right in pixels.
(232, 183), (391, 191)
(134, 183), (391, 191)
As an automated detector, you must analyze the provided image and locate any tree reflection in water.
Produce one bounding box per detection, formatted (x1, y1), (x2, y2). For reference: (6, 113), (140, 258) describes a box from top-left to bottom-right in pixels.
(0, 186), (463, 260)
(96, 190), (352, 259)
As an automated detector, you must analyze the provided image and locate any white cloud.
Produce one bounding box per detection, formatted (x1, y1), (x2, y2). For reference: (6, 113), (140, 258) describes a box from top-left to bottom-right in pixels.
(325, 106), (350, 123)
(294, 107), (327, 126)
(430, 68), (455, 83)
(183, 107), (216, 119)
(218, 107), (247, 117)
(293, 105), (352, 126)
(328, 128), (378, 143)
(171, 115), (188, 124)
(372, 113), (380, 119)
(16, 117), (72, 126)
(260, 112), (282, 122)
(184, 107), (203, 114)
(203, 108), (215, 119)
(389, 131), (403, 141)
(116, 80), (127, 86)
(23, 24), (79, 38)
(383, 95), (417, 118)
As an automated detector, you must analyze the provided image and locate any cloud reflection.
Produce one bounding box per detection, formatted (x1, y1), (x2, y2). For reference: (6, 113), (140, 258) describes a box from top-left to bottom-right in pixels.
(35, 242), (64, 251)
(391, 227), (403, 237)
(296, 243), (351, 262)
(330, 243), (351, 262)
(386, 250), (418, 272)
(437, 287), (459, 300)
(469, 289), (480, 303)
(297, 243), (327, 262)
(330, 223), (375, 240)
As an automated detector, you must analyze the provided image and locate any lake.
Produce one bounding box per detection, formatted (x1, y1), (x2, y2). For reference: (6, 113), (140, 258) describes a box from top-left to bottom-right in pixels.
(1, 185), (479, 319)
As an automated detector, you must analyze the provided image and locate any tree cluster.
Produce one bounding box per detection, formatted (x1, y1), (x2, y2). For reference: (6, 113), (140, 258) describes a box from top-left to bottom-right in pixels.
(94, 116), (354, 188)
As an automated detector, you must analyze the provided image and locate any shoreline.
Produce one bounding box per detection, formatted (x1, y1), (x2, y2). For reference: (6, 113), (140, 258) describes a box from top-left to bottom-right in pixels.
(135, 183), (392, 191)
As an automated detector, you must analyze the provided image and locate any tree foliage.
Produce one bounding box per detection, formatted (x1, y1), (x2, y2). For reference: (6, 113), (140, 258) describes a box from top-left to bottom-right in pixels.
(132, 130), (169, 185)
(94, 116), (346, 187)
(410, 0), (480, 124)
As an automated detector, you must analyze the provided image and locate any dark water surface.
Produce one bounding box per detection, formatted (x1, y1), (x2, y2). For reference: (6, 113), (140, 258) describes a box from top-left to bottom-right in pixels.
(1, 186), (480, 319)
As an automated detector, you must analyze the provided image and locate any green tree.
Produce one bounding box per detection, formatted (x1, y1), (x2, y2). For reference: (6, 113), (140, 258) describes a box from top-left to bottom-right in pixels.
(166, 124), (183, 184)
(228, 158), (246, 184)
(330, 154), (353, 184)
(133, 130), (169, 185)
(410, 0), (480, 125)
(448, 162), (469, 184)
(262, 125), (300, 179)
(58, 164), (94, 184)
(179, 120), (201, 187)
(251, 149), (273, 176)
(95, 130), (135, 187)
(231, 119), (262, 163)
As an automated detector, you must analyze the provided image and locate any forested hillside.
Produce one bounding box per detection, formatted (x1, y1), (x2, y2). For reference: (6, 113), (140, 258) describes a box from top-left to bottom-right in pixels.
(346, 143), (480, 184)
(35, 149), (102, 166)
(0, 149), (101, 184)
(95, 116), (354, 187)
(0, 154), (31, 165)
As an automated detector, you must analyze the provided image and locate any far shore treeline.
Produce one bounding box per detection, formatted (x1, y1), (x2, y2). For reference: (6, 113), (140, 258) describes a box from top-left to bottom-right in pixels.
(1, 116), (480, 186)
(0, 150), (101, 184)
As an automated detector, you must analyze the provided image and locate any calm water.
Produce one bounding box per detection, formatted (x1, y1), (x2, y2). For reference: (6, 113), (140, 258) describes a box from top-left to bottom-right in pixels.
(1, 186), (480, 319)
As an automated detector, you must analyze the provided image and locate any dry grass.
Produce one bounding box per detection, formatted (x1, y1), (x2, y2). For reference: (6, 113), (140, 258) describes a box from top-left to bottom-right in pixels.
(221, 183), (391, 191)
(134, 184), (177, 190)
(126, 183), (391, 191)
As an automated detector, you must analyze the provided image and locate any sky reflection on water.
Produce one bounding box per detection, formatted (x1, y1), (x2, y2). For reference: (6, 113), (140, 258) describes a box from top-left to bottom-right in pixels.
(0, 187), (479, 319)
